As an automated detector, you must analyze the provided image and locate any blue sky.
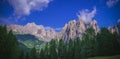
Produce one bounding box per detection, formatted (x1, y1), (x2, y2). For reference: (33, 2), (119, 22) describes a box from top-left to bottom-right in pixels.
(0, 0), (120, 30)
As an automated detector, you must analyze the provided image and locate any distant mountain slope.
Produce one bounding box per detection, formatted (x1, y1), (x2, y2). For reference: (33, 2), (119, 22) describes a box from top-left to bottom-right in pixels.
(7, 23), (57, 41)
(7, 19), (99, 41)
(108, 20), (120, 35)
(18, 42), (30, 52)
(16, 34), (38, 41)
(9, 19), (120, 42)
(16, 34), (45, 52)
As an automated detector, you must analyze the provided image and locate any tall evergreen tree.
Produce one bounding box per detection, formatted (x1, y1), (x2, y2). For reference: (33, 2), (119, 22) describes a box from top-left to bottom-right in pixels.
(74, 37), (81, 59)
(49, 39), (57, 59)
(25, 52), (30, 59)
(39, 49), (45, 59)
(96, 28), (114, 56)
(82, 28), (96, 57)
(68, 39), (74, 59)
(19, 50), (25, 59)
(58, 39), (66, 59)
(0, 26), (20, 59)
(30, 47), (37, 59)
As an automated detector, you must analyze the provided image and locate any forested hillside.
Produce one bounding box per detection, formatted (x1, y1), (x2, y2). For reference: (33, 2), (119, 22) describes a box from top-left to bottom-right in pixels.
(0, 26), (120, 59)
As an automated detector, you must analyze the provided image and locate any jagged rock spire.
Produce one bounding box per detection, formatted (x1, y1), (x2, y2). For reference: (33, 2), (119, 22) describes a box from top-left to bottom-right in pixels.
(7, 19), (99, 41)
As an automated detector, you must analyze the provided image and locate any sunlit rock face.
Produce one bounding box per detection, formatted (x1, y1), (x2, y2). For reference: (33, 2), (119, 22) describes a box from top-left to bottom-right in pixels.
(117, 21), (120, 35)
(7, 19), (99, 41)
(108, 21), (120, 35)
(7, 24), (23, 34)
(7, 22), (58, 41)
(60, 19), (99, 41)
(62, 20), (77, 41)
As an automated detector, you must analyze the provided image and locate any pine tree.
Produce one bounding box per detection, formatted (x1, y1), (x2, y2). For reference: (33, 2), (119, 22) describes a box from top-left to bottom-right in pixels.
(74, 37), (81, 59)
(68, 39), (74, 59)
(25, 52), (30, 59)
(96, 28), (115, 56)
(39, 49), (45, 59)
(49, 39), (57, 59)
(19, 50), (25, 59)
(0, 26), (20, 59)
(82, 28), (96, 57)
(58, 39), (65, 59)
(30, 47), (37, 59)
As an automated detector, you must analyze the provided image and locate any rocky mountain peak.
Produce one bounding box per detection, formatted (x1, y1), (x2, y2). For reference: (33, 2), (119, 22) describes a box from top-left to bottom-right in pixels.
(7, 19), (99, 41)
(26, 22), (36, 26)
(7, 22), (57, 41)
(60, 19), (99, 41)
(108, 20), (120, 35)
(88, 20), (99, 32)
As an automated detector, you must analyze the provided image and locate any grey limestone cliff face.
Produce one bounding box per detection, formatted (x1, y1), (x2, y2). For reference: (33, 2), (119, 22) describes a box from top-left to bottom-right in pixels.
(108, 21), (120, 35)
(7, 22), (57, 41)
(7, 19), (99, 41)
(60, 19), (99, 41)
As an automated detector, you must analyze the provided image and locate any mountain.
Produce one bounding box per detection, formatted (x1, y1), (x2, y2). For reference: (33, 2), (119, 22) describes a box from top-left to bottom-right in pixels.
(7, 19), (99, 41)
(16, 34), (45, 52)
(108, 20), (120, 35)
(7, 22), (57, 41)
(60, 19), (99, 41)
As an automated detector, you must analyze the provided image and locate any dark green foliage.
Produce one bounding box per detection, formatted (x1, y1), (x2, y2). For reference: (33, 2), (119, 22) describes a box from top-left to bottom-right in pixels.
(96, 28), (117, 56)
(112, 32), (120, 54)
(49, 39), (58, 59)
(40, 27), (120, 59)
(1, 26), (120, 59)
(25, 52), (30, 59)
(30, 47), (38, 59)
(58, 39), (65, 59)
(19, 50), (25, 59)
(81, 28), (96, 57)
(38, 28), (120, 59)
(68, 39), (75, 59)
(74, 37), (81, 59)
(0, 26), (20, 59)
(39, 49), (45, 59)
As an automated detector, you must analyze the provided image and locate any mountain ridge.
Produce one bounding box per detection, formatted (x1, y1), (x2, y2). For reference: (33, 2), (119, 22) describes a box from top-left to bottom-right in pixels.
(60, 19), (99, 41)
(7, 19), (120, 41)
(108, 20), (120, 35)
(7, 19), (99, 41)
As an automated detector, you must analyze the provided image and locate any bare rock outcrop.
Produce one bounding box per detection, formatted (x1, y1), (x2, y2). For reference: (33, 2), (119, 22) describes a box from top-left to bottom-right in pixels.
(60, 19), (99, 41)
(7, 19), (99, 41)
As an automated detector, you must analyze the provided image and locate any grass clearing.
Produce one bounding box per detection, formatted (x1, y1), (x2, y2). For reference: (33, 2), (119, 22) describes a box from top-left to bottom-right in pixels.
(88, 55), (120, 59)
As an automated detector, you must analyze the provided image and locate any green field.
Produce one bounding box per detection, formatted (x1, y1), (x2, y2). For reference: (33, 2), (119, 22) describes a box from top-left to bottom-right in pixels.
(88, 55), (120, 59)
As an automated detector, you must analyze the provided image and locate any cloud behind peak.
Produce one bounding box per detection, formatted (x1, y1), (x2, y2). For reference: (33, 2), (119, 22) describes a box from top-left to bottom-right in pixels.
(8, 0), (52, 15)
(106, 0), (119, 8)
(77, 7), (97, 23)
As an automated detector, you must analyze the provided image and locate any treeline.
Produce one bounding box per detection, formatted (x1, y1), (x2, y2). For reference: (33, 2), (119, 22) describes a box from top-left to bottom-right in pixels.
(0, 26), (19, 59)
(0, 26), (120, 59)
(38, 28), (120, 59)
(0, 26), (38, 59)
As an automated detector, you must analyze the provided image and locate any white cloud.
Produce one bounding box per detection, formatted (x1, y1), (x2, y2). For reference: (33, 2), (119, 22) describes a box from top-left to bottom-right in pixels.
(8, 13), (26, 22)
(118, 19), (120, 23)
(45, 27), (62, 31)
(77, 7), (96, 23)
(106, 0), (119, 8)
(8, 0), (52, 15)
(54, 28), (62, 31)
(0, 17), (14, 25)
